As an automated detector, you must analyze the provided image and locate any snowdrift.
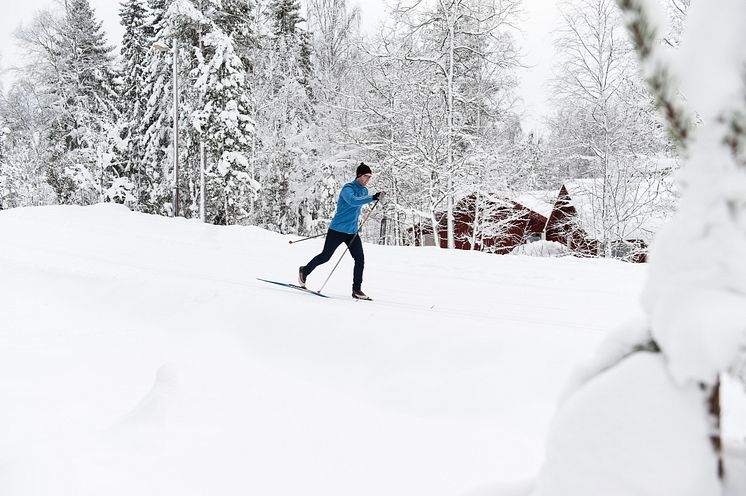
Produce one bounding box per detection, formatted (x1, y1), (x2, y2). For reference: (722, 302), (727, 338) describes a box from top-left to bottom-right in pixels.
(0, 204), (740, 496)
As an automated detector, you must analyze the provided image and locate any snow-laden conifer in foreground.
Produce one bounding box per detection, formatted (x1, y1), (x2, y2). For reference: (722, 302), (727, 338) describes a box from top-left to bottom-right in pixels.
(530, 0), (746, 494)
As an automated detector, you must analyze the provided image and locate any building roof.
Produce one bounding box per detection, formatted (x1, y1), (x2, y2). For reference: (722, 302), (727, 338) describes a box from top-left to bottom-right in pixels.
(452, 190), (555, 217)
(512, 191), (555, 220)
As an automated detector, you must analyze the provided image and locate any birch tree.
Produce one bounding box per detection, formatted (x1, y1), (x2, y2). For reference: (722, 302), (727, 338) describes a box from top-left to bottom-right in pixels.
(548, 0), (672, 257)
(357, 0), (521, 248)
(250, 0), (328, 234)
(306, 0), (360, 85)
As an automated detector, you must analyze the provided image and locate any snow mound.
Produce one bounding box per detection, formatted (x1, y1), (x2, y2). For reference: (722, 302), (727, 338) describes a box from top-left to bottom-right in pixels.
(0, 203), (695, 496)
(559, 319), (654, 401)
(114, 363), (181, 431)
(510, 241), (570, 258)
(532, 352), (720, 496)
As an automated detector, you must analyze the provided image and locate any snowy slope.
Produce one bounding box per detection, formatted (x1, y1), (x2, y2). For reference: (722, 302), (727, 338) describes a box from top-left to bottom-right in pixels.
(0, 203), (716, 495)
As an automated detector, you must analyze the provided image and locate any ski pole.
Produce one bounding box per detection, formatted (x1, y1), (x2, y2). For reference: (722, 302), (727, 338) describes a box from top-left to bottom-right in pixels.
(288, 232), (326, 245)
(317, 200), (380, 294)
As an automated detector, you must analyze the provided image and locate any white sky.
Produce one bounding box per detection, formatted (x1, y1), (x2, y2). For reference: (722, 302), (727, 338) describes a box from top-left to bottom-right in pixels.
(0, 0), (562, 134)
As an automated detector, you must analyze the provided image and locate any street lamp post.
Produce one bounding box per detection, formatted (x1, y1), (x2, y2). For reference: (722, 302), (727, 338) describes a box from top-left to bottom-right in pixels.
(197, 20), (206, 223)
(172, 39), (180, 216)
(152, 39), (180, 217)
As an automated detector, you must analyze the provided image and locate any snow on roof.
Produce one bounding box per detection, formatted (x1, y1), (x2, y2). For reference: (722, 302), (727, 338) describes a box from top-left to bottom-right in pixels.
(451, 190), (556, 219)
(561, 177), (677, 242)
(512, 191), (555, 219)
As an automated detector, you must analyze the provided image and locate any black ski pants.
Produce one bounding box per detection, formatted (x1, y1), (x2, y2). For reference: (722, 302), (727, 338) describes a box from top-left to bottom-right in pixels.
(304, 228), (364, 291)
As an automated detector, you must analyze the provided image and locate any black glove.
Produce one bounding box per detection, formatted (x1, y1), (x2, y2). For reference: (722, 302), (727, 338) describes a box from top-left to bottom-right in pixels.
(373, 191), (386, 201)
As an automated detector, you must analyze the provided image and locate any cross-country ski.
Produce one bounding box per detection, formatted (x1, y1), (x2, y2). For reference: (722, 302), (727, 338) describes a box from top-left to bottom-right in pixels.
(256, 278), (329, 298)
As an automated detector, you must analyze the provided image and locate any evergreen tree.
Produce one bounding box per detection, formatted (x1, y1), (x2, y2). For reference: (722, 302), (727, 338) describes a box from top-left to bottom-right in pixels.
(268, 0), (302, 36)
(138, 0), (177, 213)
(268, 0), (313, 89)
(193, 27), (256, 224)
(119, 0), (151, 203)
(138, 0), (260, 221)
(23, 0), (122, 204)
(215, 0), (256, 68)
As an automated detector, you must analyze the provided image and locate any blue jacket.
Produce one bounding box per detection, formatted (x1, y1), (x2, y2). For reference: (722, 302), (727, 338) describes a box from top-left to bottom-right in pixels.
(328, 180), (374, 234)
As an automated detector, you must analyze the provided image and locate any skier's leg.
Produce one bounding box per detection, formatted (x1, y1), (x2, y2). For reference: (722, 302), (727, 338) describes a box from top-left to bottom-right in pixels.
(348, 235), (365, 291)
(304, 229), (345, 276)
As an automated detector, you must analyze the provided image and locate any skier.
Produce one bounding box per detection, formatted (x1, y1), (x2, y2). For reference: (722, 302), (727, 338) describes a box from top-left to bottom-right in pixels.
(298, 163), (385, 300)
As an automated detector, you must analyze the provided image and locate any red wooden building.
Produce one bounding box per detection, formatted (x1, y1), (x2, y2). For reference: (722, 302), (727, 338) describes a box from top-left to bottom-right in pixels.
(408, 180), (672, 263)
(411, 191), (554, 254)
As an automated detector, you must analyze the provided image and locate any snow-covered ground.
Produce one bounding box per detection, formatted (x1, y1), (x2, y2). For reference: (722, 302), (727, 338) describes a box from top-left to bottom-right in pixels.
(0, 204), (742, 495)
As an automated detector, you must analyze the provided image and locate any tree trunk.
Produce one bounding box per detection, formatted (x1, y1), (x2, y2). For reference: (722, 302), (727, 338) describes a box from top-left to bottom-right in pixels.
(471, 191), (480, 250)
(446, 5), (456, 250)
(379, 214), (388, 245)
(429, 171), (441, 247)
(708, 377), (724, 479)
(393, 176), (401, 246)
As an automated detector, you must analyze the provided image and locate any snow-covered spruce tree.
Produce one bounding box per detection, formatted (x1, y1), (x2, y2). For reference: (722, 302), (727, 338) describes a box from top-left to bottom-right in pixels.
(619, 0), (746, 483)
(139, 0), (203, 217)
(531, 1), (746, 494)
(192, 26), (257, 225)
(119, 0), (151, 206)
(214, 0), (256, 69)
(547, 0), (674, 259)
(13, 2), (122, 205)
(139, 0), (260, 223)
(268, 0), (312, 87)
(138, 0), (179, 214)
(58, 0), (123, 203)
(194, 0), (258, 224)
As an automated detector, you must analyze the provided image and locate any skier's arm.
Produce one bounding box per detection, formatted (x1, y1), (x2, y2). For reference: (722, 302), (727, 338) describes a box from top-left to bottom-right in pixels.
(340, 185), (373, 206)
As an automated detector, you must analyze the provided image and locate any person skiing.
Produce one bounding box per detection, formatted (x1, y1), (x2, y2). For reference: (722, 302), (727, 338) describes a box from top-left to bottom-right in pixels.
(298, 162), (385, 300)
